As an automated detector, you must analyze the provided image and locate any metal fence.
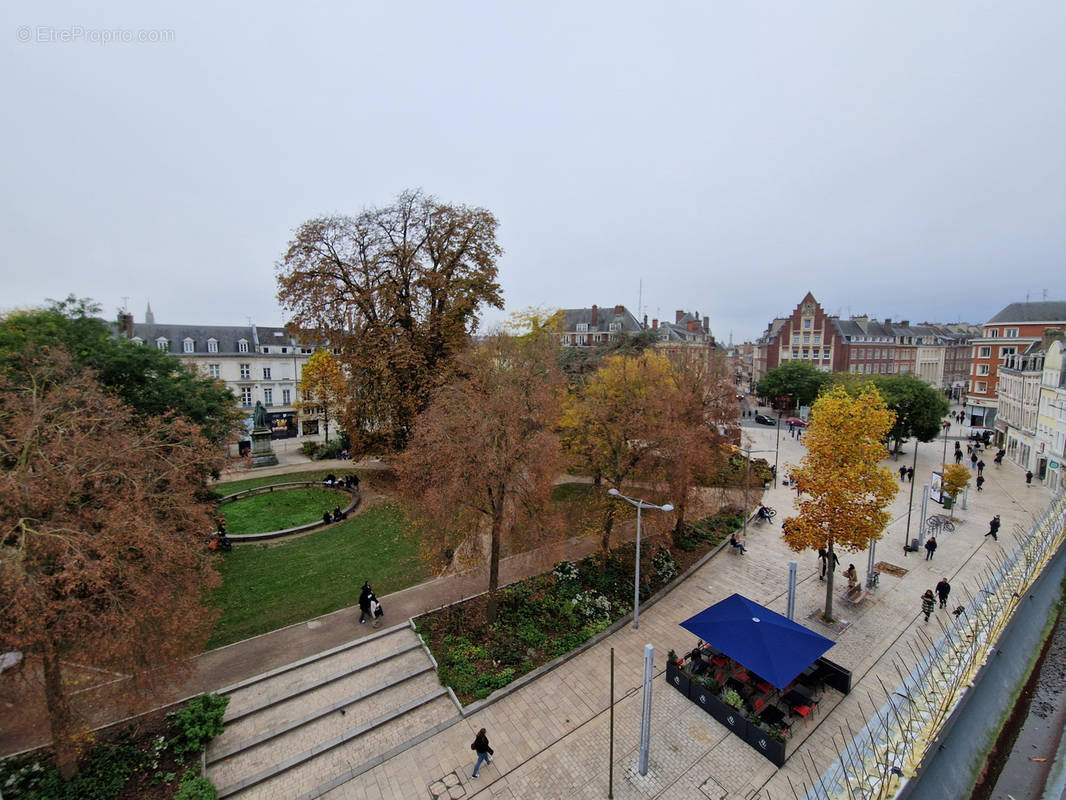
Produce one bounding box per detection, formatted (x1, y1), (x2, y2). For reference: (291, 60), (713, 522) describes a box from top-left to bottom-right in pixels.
(802, 489), (1066, 800)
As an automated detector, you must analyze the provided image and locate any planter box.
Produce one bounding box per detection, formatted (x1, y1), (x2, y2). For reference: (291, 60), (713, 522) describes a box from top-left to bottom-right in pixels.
(816, 656), (853, 694)
(744, 724), (787, 767)
(666, 660), (692, 700)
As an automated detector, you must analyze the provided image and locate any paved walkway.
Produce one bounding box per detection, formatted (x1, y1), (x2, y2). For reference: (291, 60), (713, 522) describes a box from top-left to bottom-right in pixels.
(2, 414), (1058, 800)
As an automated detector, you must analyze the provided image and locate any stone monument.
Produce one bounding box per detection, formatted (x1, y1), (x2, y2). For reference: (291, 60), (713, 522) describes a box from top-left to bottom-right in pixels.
(250, 400), (279, 468)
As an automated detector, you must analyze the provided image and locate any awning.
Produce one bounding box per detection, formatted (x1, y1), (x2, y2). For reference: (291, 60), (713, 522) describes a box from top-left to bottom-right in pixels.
(679, 594), (835, 689)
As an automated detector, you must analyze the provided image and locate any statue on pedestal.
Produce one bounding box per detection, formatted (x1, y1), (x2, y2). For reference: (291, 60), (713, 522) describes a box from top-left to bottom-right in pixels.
(249, 400), (278, 467)
(253, 400), (270, 430)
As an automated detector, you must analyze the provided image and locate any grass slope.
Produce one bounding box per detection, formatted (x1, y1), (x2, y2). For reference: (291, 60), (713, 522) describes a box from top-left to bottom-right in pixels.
(220, 487), (349, 533)
(208, 503), (425, 648)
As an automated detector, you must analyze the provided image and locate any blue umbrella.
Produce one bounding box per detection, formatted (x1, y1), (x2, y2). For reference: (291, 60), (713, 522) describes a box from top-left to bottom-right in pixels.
(680, 593), (835, 689)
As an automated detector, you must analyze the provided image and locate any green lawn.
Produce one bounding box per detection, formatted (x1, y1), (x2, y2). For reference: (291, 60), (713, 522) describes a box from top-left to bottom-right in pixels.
(214, 469), (362, 497)
(220, 487), (349, 533)
(207, 502), (425, 648)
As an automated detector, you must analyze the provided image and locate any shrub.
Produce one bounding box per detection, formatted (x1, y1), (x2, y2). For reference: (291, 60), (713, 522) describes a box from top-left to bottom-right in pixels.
(552, 560), (579, 582)
(439, 659), (478, 696)
(168, 694), (230, 760)
(653, 548), (679, 584)
(475, 668), (516, 698)
(300, 441), (320, 458)
(174, 771), (219, 800)
(318, 438), (347, 460)
(551, 631), (590, 656)
(571, 590), (613, 623)
(723, 688), (744, 710)
(515, 622), (548, 649)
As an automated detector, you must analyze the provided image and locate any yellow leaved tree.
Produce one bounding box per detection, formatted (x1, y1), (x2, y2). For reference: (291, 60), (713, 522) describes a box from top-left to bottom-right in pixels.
(297, 348), (347, 443)
(940, 463), (971, 521)
(783, 384), (898, 622)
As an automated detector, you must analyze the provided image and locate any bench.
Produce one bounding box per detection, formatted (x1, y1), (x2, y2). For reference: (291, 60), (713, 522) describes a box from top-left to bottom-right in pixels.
(842, 588), (869, 605)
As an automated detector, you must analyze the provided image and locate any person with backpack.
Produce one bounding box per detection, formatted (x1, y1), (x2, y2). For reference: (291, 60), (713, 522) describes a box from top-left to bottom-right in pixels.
(470, 727), (494, 778)
(358, 582), (376, 624)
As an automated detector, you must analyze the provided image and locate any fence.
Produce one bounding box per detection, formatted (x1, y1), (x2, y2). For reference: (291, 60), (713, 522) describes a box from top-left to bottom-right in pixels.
(802, 489), (1066, 799)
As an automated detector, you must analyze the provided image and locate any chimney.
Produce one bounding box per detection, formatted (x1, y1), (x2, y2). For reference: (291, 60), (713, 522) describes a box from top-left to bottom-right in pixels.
(614, 305), (624, 316)
(652, 319), (658, 329)
(900, 320), (909, 327)
(590, 304), (598, 326)
(118, 312), (134, 338)
(643, 314), (648, 330)
(676, 310), (684, 324)
(687, 320), (695, 332)
(703, 315), (709, 332)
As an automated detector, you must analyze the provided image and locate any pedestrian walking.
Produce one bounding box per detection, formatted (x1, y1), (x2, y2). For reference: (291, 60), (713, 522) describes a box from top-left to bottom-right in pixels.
(977, 460), (985, 476)
(470, 728), (494, 778)
(935, 578), (951, 609)
(924, 536), (937, 561)
(954, 450), (963, 465)
(1026, 470), (1034, 486)
(970, 452), (978, 469)
(921, 590), (935, 622)
(817, 547), (827, 579)
(906, 467), (914, 482)
(899, 466), (907, 481)
(976, 475), (985, 491)
(985, 515), (1000, 540)
(358, 582), (375, 624)
(369, 597), (382, 628)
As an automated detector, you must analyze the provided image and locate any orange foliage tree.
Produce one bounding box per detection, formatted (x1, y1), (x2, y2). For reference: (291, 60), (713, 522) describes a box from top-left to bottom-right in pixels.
(397, 331), (564, 622)
(297, 348), (347, 443)
(941, 463), (971, 521)
(0, 350), (223, 778)
(782, 384), (898, 622)
(559, 351), (678, 552)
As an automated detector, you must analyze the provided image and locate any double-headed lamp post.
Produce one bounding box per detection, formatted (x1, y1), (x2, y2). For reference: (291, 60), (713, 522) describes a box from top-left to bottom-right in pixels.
(607, 489), (673, 629)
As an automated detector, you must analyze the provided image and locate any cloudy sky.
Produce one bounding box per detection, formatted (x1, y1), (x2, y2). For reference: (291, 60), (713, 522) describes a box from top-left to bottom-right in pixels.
(3, 1), (1064, 342)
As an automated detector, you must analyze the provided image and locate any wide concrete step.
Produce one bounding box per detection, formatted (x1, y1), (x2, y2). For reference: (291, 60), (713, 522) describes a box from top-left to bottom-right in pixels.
(221, 626), (419, 720)
(217, 691), (458, 799)
(210, 646), (431, 757)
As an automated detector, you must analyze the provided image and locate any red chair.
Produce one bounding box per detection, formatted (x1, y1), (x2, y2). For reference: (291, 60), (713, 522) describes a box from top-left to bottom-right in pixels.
(753, 697), (765, 713)
(711, 654), (728, 668)
(791, 704), (812, 719)
(754, 679), (772, 694)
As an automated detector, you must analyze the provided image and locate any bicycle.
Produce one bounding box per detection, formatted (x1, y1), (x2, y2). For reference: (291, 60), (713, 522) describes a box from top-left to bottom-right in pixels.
(756, 506), (777, 524)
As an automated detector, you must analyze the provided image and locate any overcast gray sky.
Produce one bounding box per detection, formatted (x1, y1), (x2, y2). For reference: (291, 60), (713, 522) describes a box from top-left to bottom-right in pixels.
(3, 1), (1064, 343)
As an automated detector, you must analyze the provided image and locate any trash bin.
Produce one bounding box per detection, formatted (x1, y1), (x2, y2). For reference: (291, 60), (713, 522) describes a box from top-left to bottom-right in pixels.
(942, 496), (954, 510)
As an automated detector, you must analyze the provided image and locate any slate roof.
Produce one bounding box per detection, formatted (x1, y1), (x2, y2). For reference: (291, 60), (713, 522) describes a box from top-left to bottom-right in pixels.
(124, 323), (313, 355)
(560, 306), (643, 335)
(986, 302), (1066, 324)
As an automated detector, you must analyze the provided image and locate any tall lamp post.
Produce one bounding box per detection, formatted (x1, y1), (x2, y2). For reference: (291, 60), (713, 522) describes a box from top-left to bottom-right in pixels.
(607, 489), (673, 629)
(940, 419), (951, 467)
(774, 411), (783, 489)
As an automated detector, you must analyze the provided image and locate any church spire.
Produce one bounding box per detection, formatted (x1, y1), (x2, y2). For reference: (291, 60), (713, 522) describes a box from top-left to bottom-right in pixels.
(145, 301), (155, 325)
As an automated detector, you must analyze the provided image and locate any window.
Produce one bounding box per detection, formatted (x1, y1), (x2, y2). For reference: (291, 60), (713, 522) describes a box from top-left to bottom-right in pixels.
(988, 329), (999, 338)
(813, 334), (821, 345)
(301, 347), (312, 354)
(576, 335), (587, 345)
(281, 347), (288, 354)
(282, 389), (291, 405)
(576, 323), (588, 332)
(131, 336), (143, 345)
(183, 338), (194, 353)
(976, 364), (990, 376)
(802, 349), (809, 359)
(978, 346), (991, 358)
(240, 387), (252, 407)
(263, 389), (273, 406)
(240, 363), (251, 379)
(302, 420), (319, 436)
(609, 322), (621, 332)
(802, 334), (810, 344)
(803, 318), (812, 329)
(1005, 328), (1019, 338)
(207, 339), (218, 353)
(263, 367), (272, 380)
(208, 364), (221, 379)
(156, 337), (169, 352)
(791, 348), (799, 358)
(999, 347), (1016, 359)
(823, 348), (830, 359)
(975, 381), (987, 393)
(238, 339), (249, 353)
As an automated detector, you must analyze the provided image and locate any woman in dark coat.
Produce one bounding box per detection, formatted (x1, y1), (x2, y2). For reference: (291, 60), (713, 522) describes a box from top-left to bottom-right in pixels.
(358, 582), (375, 624)
(471, 728), (494, 778)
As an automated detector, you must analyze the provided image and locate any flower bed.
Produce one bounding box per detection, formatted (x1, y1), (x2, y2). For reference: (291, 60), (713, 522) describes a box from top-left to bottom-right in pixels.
(416, 510), (742, 705)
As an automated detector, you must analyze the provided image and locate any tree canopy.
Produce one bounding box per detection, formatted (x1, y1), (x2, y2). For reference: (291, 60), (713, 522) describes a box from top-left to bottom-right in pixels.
(833, 373), (950, 452)
(0, 349), (223, 778)
(297, 349), (347, 443)
(755, 361), (831, 409)
(397, 331), (564, 622)
(0, 297), (242, 448)
(782, 384), (898, 622)
(276, 190), (503, 450)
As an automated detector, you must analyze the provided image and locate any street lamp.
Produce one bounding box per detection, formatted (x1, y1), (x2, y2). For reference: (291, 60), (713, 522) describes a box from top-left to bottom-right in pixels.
(941, 419), (951, 467)
(774, 411), (783, 489)
(607, 489), (673, 629)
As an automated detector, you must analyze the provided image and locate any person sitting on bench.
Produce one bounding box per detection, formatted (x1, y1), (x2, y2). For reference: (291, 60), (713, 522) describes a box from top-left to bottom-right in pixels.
(729, 533), (746, 554)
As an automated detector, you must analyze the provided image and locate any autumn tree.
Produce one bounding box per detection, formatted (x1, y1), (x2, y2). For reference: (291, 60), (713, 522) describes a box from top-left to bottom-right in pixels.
(560, 351), (678, 551)
(0, 349), (223, 778)
(397, 331), (563, 622)
(755, 361), (831, 409)
(941, 464), (971, 521)
(833, 373), (949, 455)
(652, 347), (740, 538)
(297, 348), (347, 443)
(0, 297), (243, 448)
(276, 190), (503, 450)
(782, 384), (898, 622)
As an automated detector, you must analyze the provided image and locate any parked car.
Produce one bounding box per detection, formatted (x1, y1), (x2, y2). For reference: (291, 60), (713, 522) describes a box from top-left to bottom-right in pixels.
(785, 417), (808, 427)
(754, 413), (776, 426)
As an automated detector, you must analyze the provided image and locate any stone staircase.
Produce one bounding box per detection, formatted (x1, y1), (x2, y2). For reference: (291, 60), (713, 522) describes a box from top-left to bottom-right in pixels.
(206, 623), (460, 800)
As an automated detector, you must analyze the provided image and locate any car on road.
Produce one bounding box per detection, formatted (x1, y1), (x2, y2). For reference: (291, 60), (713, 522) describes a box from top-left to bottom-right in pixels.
(785, 417), (808, 427)
(754, 413), (776, 426)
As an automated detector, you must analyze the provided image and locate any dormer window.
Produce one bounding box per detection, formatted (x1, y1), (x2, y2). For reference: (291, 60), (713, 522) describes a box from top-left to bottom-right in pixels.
(576, 323), (589, 332)
(238, 339), (249, 353)
(207, 338), (218, 353)
(183, 338), (195, 353)
(156, 337), (169, 352)
(131, 336), (144, 345)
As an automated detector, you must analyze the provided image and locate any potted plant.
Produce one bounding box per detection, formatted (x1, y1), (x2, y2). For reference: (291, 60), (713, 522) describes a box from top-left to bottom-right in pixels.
(665, 650), (691, 698)
(722, 689), (744, 710)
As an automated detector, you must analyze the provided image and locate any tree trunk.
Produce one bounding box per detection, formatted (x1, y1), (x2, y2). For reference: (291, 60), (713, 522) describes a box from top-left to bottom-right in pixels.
(43, 653), (79, 780)
(823, 544), (837, 623)
(485, 492), (504, 623)
(600, 502), (616, 553)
